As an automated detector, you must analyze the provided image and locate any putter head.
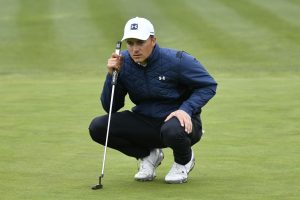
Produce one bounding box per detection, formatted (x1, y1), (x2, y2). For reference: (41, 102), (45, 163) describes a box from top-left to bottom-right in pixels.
(91, 184), (103, 190)
(91, 175), (103, 190)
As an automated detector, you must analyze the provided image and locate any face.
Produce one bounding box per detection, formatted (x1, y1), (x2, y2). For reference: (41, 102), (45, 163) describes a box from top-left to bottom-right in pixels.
(126, 36), (156, 65)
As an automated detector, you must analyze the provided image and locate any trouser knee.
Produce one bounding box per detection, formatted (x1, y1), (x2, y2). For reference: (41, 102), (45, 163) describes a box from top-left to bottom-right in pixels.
(161, 118), (190, 147)
(89, 116), (108, 144)
(161, 118), (192, 164)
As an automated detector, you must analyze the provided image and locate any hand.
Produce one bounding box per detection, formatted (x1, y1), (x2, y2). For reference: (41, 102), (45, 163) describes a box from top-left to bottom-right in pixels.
(164, 110), (192, 134)
(107, 53), (123, 75)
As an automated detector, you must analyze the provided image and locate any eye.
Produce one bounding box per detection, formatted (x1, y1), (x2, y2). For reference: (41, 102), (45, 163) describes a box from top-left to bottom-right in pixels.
(137, 40), (145, 45)
(126, 40), (134, 46)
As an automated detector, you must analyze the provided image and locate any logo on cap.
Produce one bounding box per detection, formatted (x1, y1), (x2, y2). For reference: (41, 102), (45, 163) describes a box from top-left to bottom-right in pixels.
(130, 23), (138, 30)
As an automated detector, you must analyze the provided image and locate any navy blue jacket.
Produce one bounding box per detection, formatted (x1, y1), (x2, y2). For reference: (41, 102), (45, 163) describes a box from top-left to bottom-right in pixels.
(101, 44), (217, 118)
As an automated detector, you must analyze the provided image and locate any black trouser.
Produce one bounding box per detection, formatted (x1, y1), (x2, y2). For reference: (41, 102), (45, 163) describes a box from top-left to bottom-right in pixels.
(89, 110), (202, 165)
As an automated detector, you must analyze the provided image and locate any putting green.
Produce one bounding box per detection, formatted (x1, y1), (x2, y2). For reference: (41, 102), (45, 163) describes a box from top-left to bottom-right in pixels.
(0, 0), (299, 199)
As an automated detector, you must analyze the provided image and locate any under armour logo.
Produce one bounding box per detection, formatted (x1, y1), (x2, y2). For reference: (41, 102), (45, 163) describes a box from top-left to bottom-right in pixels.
(131, 23), (138, 30)
(158, 76), (166, 81)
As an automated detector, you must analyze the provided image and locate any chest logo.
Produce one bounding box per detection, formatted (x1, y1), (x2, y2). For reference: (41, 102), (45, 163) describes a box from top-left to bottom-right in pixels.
(158, 76), (166, 81)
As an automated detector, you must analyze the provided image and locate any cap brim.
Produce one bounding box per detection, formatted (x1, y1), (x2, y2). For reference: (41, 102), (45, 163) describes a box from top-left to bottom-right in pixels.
(121, 33), (151, 41)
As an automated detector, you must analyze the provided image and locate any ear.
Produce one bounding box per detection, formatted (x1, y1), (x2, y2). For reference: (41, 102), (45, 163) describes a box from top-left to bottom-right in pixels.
(151, 37), (156, 47)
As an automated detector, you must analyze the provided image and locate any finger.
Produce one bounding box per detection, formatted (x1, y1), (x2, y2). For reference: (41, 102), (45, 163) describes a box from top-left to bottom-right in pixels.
(182, 119), (189, 133)
(165, 112), (177, 122)
(179, 115), (189, 133)
(164, 114), (172, 122)
(186, 123), (192, 134)
(108, 59), (120, 70)
(119, 54), (123, 61)
(186, 119), (193, 134)
(178, 117), (184, 127)
(173, 112), (184, 126)
(176, 110), (192, 133)
(116, 57), (123, 70)
(111, 52), (121, 58)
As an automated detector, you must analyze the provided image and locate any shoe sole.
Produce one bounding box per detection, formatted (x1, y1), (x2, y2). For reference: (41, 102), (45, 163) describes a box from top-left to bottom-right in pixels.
(135, 175), (156, 182)
(187, 158), (195, 174)
(165, 178), (188, 184)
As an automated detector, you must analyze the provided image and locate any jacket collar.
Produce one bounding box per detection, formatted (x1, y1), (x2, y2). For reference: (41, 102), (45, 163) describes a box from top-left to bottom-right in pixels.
(146, 44), (160, 65)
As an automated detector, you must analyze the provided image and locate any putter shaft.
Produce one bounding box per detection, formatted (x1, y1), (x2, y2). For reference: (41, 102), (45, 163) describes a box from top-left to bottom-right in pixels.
(92, 41), (122, 190)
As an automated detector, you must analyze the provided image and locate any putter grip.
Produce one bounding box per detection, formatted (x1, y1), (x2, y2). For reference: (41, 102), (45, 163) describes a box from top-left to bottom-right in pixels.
(112, 41), (122, 85)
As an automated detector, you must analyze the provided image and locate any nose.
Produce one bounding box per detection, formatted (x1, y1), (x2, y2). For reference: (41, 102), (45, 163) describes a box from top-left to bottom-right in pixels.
(132, 44), (140, 52)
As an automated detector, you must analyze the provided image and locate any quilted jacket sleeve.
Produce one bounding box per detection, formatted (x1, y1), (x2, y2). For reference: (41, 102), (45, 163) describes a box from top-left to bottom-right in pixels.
(178, 52), (217, 116)
(100, 74), (127, 113)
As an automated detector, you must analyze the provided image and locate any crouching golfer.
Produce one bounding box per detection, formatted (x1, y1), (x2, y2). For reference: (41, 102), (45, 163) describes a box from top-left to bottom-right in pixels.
(89, 17), (217, 184)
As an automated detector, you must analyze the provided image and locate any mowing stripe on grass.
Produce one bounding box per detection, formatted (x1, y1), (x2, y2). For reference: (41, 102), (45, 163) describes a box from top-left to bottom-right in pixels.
(50, 0), (105, 73)
(111, 0), (162, 22)
(14, 0), (62, 73)
(218, 0), (300, 70)
(115, 0), (187, 46)
(288, 0), (300, 6)
(220, 0), (300, 45)
(51, 0), (100, 49)
(153, 0), (270, 71)
(0, 0), (20, 73)
(87, 0), (125, 46)
(184, 0), (277, 67)
(199, 0), (300, 70)
(251, 0), (300, 27)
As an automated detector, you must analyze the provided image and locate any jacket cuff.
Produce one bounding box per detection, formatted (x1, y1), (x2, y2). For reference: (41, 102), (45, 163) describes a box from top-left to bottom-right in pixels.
(179, 105), (192, 117)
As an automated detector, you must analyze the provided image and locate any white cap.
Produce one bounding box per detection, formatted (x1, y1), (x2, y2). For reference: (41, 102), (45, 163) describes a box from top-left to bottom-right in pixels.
(121, 17), (155, 41)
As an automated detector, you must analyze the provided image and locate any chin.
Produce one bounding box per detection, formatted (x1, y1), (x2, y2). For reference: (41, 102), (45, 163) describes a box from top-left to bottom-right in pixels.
(134, 59), (144, 64)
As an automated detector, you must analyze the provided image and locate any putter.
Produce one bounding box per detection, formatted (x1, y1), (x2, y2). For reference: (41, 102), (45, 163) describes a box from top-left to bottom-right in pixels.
(91, 41), (122, 190)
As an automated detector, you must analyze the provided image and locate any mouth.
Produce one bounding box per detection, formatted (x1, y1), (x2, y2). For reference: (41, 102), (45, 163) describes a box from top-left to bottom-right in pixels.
(133, 54), (142, 58)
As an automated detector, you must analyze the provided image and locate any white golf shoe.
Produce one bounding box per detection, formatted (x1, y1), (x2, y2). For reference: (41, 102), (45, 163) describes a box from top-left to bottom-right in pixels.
(165, 150), (195, 184)
(134, 149), (164, 181)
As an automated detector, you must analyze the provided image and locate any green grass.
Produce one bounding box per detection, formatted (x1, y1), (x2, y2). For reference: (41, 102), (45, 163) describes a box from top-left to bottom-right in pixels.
(0, 0), (299, 199)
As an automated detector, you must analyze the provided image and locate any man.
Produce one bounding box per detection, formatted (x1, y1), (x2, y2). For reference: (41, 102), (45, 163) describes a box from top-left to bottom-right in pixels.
(89, 17), (217, 184)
